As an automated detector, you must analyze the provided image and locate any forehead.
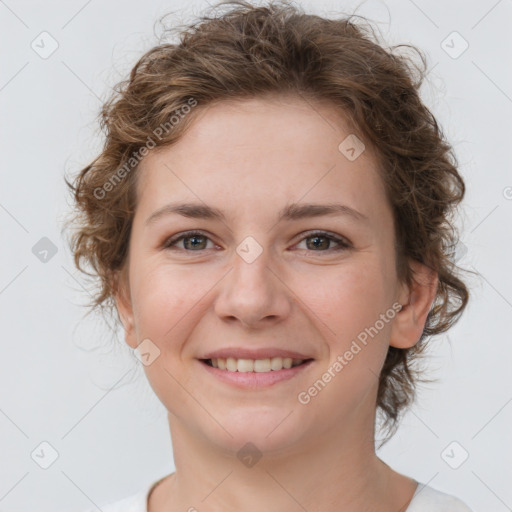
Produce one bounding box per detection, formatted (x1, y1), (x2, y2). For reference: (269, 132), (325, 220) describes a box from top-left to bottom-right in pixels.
(135, 94), (387, 223)
(142, 93), (369, 169)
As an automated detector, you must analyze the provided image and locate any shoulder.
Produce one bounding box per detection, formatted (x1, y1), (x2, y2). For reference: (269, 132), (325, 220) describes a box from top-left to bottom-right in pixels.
(406, 482), (473, 512)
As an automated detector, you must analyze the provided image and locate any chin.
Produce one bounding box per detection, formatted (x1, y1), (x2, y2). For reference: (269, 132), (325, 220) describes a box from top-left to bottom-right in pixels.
(203, 407), (309, 456)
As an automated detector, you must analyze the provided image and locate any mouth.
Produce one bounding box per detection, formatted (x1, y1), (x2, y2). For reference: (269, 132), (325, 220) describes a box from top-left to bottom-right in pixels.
(201, 357), (313, 372)
(198, 356), (314, 389)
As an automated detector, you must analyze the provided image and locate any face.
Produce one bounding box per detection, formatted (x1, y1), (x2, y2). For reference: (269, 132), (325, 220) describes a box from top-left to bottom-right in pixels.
(116, 94), (417, 454)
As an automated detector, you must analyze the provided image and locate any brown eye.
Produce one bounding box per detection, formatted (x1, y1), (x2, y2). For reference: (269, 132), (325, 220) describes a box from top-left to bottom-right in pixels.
(295, 231), (351, 253)
(306, 235), (330, 250)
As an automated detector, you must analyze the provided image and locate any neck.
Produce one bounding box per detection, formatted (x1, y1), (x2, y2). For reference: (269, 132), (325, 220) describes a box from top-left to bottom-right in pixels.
(151, 408), (417, 512)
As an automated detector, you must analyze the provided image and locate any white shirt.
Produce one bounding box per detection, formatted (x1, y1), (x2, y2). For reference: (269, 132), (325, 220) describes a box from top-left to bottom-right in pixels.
(90, 478), (473, 511)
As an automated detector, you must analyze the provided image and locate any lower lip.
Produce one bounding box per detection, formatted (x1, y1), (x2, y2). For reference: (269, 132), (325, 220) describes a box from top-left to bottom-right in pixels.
(198, 359), (314, 389)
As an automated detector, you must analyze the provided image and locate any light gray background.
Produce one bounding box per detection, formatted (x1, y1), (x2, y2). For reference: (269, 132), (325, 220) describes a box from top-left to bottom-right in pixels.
(1, 0), (511, 510)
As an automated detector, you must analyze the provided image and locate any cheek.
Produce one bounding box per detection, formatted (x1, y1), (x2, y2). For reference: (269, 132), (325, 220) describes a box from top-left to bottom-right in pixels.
(130, 264), (195, 343)
(302, 259), (396, 391)
(300, 258), (391, 337)
(129, 265), (205, 411)
(130, 261), (225, 358)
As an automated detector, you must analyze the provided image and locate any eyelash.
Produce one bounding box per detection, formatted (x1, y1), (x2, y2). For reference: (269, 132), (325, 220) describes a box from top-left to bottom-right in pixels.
(162, 230), (352, 254)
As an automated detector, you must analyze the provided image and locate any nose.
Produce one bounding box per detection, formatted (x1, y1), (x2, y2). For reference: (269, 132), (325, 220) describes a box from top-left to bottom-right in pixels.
(213, 247), (292, 329)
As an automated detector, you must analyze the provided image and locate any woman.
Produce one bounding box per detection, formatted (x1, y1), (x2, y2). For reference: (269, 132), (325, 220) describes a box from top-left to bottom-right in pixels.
(65, 1), (472, 510)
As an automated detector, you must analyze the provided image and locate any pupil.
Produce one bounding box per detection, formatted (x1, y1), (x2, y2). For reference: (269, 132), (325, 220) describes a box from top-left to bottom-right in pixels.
(185, 235), (205, 250)
(308, 236), (328, 250)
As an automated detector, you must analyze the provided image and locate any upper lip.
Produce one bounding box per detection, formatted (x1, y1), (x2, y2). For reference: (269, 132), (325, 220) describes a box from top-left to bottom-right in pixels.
(200, 348), (313, 360)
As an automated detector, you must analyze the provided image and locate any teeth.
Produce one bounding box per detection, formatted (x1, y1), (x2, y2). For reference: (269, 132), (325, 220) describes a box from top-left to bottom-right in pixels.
(254, 359), (270, 372)
(208, 356), (305, 372)
(237, 359), (254, 372)
(226, 357), (238, 371)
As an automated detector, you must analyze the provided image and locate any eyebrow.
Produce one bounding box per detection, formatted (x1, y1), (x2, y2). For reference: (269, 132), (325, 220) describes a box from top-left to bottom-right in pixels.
(145, 201), (369, 226)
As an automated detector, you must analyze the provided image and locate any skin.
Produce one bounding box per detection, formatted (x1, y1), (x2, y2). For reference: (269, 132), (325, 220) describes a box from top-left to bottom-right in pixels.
(114, 94), (438, 512)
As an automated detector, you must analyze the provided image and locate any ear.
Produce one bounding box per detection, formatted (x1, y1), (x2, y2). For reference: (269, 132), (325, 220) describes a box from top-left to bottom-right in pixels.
(390, 259), (438, 349)
(112, 267), (138, 350)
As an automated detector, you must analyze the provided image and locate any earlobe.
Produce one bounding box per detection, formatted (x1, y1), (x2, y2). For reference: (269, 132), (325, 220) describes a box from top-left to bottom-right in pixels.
(112, 270), (138, 349)
(390, 260), (438, 349)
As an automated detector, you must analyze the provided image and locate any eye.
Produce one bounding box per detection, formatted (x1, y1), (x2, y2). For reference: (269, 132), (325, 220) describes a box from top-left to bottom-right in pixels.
(162, 229), (351, 254)
(162, 230), (217, 251)
(294, 231), (352, 253)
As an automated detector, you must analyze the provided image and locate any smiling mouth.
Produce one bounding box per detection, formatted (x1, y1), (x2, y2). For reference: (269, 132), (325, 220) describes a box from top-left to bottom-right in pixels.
(201, 357), (313, 373)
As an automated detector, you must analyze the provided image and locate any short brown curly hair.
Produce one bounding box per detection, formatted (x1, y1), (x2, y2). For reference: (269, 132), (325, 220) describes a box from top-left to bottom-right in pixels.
(63, 0), (469, 442)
